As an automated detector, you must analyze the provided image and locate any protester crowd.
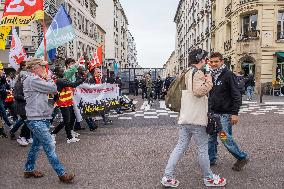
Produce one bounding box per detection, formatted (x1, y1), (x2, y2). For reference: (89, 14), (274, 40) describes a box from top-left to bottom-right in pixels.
(0, 49), (254, 187)
(130, 72), (174, 105)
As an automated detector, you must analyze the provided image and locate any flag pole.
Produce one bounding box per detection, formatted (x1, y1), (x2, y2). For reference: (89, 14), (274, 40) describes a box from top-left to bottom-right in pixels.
(41, 21), (48, 61)
(41, 20), (49, 73)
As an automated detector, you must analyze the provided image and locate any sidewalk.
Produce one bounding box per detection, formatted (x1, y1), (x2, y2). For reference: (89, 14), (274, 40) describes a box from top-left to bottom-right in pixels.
(243, 95), (284, 105)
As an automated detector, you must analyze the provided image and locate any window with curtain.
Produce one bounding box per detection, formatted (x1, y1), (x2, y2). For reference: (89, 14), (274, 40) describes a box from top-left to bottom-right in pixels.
(241, 13), (258, 37)
(277, 12), (284, 40)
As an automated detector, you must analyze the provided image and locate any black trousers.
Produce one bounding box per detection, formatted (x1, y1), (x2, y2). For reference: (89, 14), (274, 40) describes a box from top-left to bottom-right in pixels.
(4, 102), (18, 121)
(52, 106), (75, 139)
(134, 87), (139, 96)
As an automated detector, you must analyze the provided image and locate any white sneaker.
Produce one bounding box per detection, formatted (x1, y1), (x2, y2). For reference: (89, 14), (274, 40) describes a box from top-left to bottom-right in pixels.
(17, 137), (29, 146)
(71, 130), (80, 138)
(51, 134), (56, 144)
(204, 174), (226, 187)
(160, 176), (179, 188)
(67, 137), (80, 144)
(26, 138), (33, 144)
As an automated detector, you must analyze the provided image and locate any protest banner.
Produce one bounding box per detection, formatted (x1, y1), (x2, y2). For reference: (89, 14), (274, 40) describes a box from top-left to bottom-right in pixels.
(0, 0), (44, 26)
(73, 83), (120, 121)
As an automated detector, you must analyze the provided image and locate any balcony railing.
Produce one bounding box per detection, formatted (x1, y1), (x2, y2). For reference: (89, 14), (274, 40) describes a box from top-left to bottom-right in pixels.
(237, 30), (260, 41)
(205, 27), (210, 35)
(225, 3), (232, 16)
(31, 36), (44, 50)
(240, 0), (258, 5)
(201, 33), (204, 40)
(224, 39), (232, 51)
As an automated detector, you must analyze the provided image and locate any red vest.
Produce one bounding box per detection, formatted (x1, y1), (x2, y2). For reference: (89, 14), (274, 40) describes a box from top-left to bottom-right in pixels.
(5, 90), (13, 103)
(57, 87), (73, 107)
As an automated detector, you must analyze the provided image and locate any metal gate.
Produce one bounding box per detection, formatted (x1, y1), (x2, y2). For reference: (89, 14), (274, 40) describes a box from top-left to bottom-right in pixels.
(117, 68), (165, 94)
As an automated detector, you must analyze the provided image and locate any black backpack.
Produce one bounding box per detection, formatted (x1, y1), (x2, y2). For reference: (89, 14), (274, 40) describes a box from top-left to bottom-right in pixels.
(234, 75), (246, 94)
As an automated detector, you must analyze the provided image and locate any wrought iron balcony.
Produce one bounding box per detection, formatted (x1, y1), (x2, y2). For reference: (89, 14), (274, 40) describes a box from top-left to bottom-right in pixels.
(197, 36), (200, 43)
(224, 39), (232, 51)
(240, 0), (258, 5)
(211, 21), (216, 29)
(205, 27), (210, 35)
(237, 30), (260, 41)
(201, 33), (204, 40)
(225, 3), (232, 17)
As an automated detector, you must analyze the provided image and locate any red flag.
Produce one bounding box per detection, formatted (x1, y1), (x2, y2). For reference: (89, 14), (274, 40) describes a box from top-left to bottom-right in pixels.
(89, 46), (103, 71)
(3, 0), (12, 12)
(96, 46), (103, 67)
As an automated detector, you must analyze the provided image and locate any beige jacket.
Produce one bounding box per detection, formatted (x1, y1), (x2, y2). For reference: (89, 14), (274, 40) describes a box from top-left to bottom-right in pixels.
(178, 69), (213, 126)
(185, 69), (213, 97)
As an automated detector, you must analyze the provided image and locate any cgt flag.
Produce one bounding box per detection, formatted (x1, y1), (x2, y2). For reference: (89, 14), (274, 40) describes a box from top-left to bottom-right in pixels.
(0, 0), (44, 26)
(9, 28), (27, 70)
(35, 5), (75, 57)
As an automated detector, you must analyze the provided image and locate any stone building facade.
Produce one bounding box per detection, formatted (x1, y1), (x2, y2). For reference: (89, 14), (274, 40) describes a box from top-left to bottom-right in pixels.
(174, 0), (212, 72)
(127, 30), (138, 68)
(96, 0), (129, 69)
(164, 51), (178, 77)
(211, 0), (284, 89)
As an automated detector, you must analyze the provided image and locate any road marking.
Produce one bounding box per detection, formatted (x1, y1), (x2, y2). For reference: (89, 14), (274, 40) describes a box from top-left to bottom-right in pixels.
(144, 116), (159, 119)
(159, 101), (166, 109)
(118, 117), (132, 120)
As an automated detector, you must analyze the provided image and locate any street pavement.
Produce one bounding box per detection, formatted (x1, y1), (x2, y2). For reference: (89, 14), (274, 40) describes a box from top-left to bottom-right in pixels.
(0, 95), (284, 189)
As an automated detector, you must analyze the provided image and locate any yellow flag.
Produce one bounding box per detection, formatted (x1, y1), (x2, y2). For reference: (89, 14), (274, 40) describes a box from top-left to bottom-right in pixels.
(0, 26), (11, 50)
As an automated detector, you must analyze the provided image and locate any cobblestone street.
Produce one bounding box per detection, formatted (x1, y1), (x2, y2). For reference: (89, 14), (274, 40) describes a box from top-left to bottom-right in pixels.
(1, 96), (284, 189)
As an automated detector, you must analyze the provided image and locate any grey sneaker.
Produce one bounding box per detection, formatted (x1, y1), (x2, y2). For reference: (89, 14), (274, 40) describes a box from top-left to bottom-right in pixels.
(232, 158), (249, 171)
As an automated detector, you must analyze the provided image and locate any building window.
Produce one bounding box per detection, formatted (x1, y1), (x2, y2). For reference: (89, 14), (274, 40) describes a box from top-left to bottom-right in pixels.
(277, 63), (284, 79)
(239, 13), (258, 40)
(242, 13), (257, 34)
(277, 12), (284, 40)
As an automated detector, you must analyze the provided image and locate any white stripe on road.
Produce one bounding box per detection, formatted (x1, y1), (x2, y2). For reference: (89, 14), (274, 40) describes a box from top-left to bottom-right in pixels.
(140, 101), (148, 110)
(118, 117), (132, 120)
(144, 116), (159, 119)
(159, 101), (166, 109)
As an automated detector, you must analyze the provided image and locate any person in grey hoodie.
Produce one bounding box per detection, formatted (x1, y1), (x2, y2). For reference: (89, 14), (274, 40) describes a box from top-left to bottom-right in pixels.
(22, 58), (74, 183)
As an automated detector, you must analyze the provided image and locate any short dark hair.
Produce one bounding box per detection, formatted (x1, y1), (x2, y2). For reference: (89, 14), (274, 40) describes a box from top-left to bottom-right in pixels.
(53, 66), (63, 77)
(65, 58), (75, 67)
(210, 52), (223, 60)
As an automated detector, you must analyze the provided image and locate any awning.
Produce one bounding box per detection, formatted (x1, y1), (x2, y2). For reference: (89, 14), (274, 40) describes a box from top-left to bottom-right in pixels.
(275, 52), (284, 58)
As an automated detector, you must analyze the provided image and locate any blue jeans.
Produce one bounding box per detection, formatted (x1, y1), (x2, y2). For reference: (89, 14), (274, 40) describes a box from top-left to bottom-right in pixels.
(25, 120), (65, 176)
(10, 117), (25, 133)
(246, 86), (254, 100)
(0, 99), (11, 127)
(208, 114), (247, 163)
(164, 125), (213, 179)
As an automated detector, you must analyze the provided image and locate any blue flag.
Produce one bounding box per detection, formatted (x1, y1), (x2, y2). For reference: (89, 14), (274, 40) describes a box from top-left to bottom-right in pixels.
(35, 5), (75, 57)
(114, 61), (119, 77)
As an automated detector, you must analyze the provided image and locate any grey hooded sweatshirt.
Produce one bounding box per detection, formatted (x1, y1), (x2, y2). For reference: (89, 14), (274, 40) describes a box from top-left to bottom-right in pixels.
(23, 72), (57, 120)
